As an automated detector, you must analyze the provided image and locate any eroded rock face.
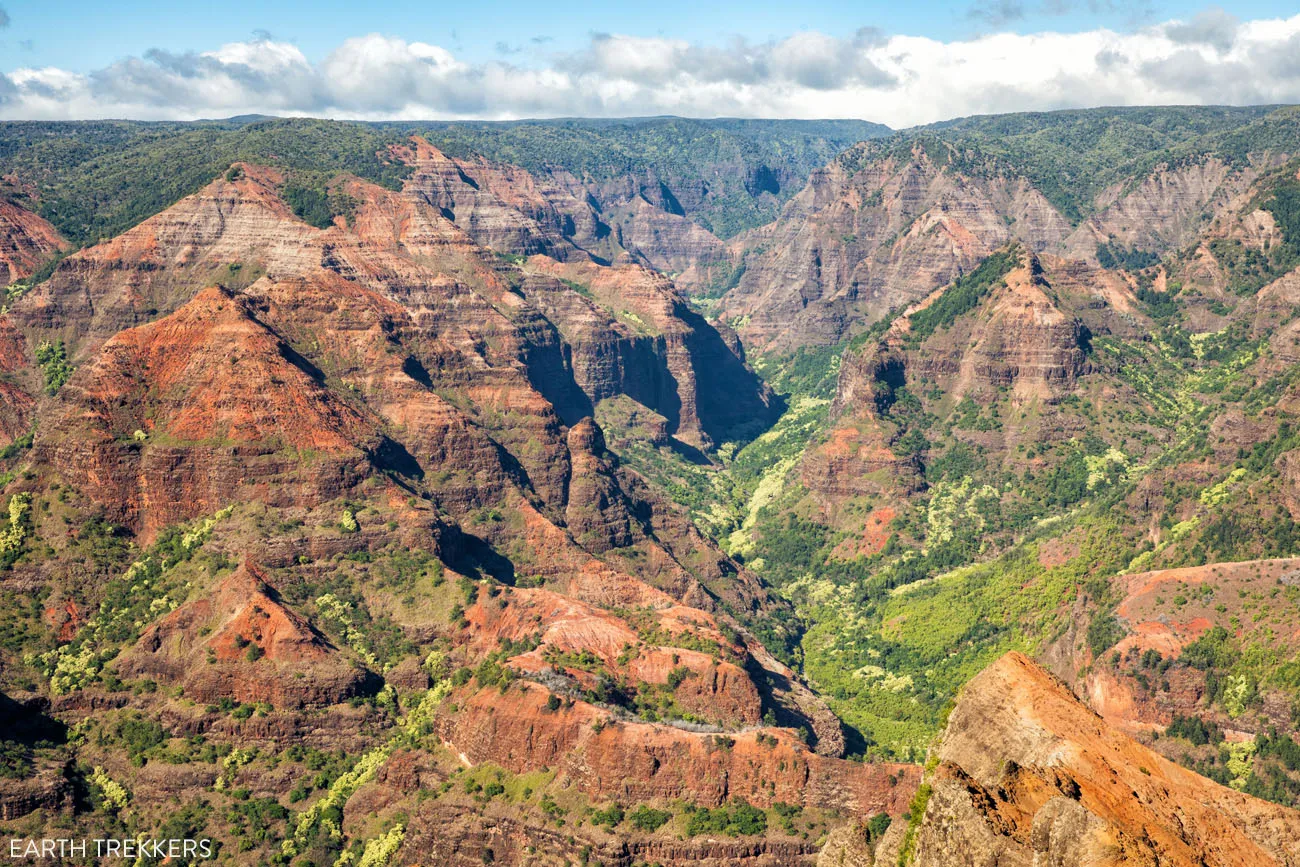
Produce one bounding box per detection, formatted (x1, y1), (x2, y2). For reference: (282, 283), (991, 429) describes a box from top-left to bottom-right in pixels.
(526, 256), (777, 448)
(399, 801), (822, 866)
(1078, 558), (1300, 740)
(0, 199), (65, 285)
(389, 139), (733, 281)
(1063, 159), (1249, 262)
(117, 562), (379, 708)
(912, 652), (1300, 866)
(905, 255), (1090, 400)
(718, 145), (1073, 352)
(34, 285), (378, 538)
(11, 165), (319, 345)
(0, 315), (33, 445)
(804, 250), (1093, 510)
(434, 680), (919, 813)
(715, 146), (1257, 353)
(11, 157), (771, 533)
(393, 140), (581, 260)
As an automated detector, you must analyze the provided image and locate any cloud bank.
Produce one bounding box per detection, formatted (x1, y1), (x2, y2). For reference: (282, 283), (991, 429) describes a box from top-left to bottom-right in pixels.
(2, 10), (1299, 126)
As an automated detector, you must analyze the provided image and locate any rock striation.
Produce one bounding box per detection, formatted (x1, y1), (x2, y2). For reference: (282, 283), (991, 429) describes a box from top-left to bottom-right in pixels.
(0, 198), (65, 286)
(117, 562), (379, 708)
(910, 652), (1300, 866)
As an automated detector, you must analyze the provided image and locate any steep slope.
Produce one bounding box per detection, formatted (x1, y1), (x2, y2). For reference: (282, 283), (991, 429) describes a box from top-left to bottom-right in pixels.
(0, 149), (885, 866)
(10, 160), (778, 611)
(718, 142), (1073, 352)
(0, 196), (65, 286)
(413, 116), (892, 240)
(718, 109), (1297, 352)
(391, 137), (742, 294)
(1061, 157), (1256, 262)
(791, 246), (1153, 563)
(0, 314), (33, 446)
(37, 285), (379, 538)
(904, 652), (1300, 866)
(118, 561), (379, 707)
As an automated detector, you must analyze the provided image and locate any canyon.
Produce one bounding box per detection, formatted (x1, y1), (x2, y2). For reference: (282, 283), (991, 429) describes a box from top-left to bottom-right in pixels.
(2, 108), (1300, 865)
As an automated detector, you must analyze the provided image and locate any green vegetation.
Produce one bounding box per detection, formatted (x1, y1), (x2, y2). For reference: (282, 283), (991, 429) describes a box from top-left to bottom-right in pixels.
(1166, 714), (1224, 747)
(39, 506), (235, 693)
(1096, 241), (1160, 271)
(0, 119), (414, 245)
(904, 105), (1281, 222)
(906, 248), (1018, 342)
(33, 339), (74, 393)
(897, 782), (932, 865)
(1208, 238), (1282, 296)
(281, 182), (334, 229)
(0, 493), (32, 570)
(628, 804), (673, 832)
(682, 798), (767, 837)
(281, 175), (359, 229)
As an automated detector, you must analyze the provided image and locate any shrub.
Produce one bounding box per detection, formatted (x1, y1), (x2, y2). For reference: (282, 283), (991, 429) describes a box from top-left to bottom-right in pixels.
(33, 340), (74, 394)
(1086, 612), (1125, 656)
(591, 803), (624, 827)
(628, 805), (672, 832)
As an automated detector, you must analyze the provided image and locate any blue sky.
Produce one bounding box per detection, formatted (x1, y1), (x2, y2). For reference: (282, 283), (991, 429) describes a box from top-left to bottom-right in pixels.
(1, 1), (1299, 123)
(5, 0), (1297, 69)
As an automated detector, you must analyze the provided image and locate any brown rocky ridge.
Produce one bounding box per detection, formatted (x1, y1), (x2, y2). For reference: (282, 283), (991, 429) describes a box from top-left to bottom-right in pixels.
(0, 197), (65, 287)
(903, 652), (1300, 866)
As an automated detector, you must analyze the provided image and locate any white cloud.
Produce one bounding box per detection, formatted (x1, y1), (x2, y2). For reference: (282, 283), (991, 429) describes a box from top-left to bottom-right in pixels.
(2, 14), (1300, 126)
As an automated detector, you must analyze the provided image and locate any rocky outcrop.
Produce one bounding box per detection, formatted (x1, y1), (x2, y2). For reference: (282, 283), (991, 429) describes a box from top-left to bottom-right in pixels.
(604, 193), (730, 278)
(9, 160), (771, 542)
(0, 198), (65, 285)
(117, 562), (378, 708)
(390, 137), (736, 280)
(0, 314), (33, 445)
(526, 256), (777, 447)
(434, 680), (919, 813)
(715, 147), (1262, 352)
(800, 418), (924, 504)
(804, 250), (1093, 510)
(10, 164), (318, 347)
(0, 763), (70, 821)
(35, 285), (377, 538)
(907, 254), (1090, 400)
(467, 577), (765, 727)
(392, 140), (583, 260)
(910, 652), (1300, 866)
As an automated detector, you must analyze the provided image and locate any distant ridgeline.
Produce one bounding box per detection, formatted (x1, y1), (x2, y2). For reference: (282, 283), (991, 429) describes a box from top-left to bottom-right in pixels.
(0, 115), (890, 246)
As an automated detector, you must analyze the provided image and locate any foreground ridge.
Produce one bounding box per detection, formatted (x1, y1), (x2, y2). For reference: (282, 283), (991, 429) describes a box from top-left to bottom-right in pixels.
(894, 652), (1300, 866)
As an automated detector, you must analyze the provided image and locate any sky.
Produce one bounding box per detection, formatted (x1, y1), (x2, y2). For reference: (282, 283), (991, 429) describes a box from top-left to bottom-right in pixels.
(0, 1), (1299, 127)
